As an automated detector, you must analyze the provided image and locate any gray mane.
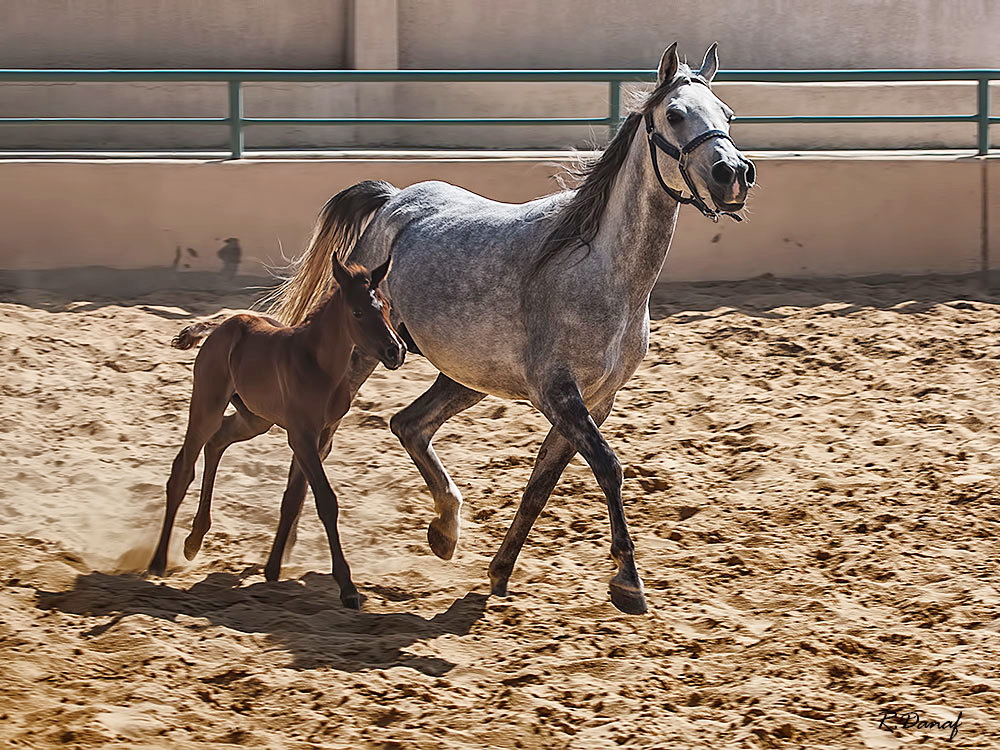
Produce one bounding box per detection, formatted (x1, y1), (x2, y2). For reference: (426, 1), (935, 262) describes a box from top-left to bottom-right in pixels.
(533, 65), (694, 274)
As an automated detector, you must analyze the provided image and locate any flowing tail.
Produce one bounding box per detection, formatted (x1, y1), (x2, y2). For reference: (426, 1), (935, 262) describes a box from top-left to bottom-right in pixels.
(260, 180), (398, 325)
(171, 321), (221, 350)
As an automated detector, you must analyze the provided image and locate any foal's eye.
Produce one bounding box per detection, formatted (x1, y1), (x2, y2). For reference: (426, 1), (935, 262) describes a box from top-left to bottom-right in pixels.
(352, 309), (363, 319)
(666, 110), (684, 124)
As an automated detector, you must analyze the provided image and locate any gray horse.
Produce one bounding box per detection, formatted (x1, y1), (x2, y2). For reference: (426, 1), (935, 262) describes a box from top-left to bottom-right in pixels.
(265, 43), (755, 614)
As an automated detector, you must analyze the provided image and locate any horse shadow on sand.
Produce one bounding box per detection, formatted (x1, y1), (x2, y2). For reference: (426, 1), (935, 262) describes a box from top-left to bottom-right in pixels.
(36, 570), (488, 676)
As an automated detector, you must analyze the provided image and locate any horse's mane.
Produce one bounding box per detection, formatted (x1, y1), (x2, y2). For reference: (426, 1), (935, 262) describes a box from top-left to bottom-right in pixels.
(296, 262), (368, 327)
(532, 66), (693, 274)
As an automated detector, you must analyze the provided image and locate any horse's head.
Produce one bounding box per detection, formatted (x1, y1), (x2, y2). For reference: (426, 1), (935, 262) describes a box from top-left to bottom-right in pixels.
(331, 255), (406, 370)
(643, 42), (755, 218)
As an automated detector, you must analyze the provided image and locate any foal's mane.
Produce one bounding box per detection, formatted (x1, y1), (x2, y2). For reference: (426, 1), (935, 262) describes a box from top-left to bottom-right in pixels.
(532, 66), (694, 274)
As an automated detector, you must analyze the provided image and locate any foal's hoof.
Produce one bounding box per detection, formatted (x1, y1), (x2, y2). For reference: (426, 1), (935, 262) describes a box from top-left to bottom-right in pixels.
(609, 579), (648, 615)
(182, 535), (202, 561)
(427, 519), (458, 560)
(263, 562), (280, 583)
(341, 593), (362, 610)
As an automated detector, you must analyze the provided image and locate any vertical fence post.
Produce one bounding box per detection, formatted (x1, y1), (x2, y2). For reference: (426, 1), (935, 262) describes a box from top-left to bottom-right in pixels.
(977, 77), (990, 156)
(228, 80), (243, 159)
(608, 80), (621, 142)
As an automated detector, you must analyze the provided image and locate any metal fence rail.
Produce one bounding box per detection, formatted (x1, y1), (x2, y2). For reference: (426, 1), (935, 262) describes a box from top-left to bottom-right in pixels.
(0, 68), (996, 158)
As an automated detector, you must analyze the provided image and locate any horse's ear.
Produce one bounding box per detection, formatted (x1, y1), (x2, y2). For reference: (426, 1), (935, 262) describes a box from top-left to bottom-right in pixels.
(370, 256), (391, 288)
(657, 42), (679, 85)
(331, 254), (350, 288)
(699, 42), (719, 83)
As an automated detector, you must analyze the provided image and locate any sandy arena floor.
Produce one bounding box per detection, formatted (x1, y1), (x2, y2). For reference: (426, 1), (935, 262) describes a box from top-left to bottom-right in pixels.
(0, 272), (998, 749)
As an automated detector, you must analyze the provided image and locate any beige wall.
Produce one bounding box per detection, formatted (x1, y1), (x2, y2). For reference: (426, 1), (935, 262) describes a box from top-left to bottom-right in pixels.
(1, 1), (348, 68)
(397, 0), (1000, 69)
(0, 154), (993, 282)
(3, 1), (996, 71)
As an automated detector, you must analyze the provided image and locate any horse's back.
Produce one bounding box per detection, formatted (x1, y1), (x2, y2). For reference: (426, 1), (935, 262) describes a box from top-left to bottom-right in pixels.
(351, 180), (566, 399)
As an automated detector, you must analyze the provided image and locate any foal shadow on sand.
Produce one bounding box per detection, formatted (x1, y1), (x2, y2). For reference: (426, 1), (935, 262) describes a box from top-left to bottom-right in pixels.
(36, 571), (488, 675)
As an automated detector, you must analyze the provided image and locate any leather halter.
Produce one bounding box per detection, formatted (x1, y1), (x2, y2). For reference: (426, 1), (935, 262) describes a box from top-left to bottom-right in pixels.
(644, 76), (745, 223)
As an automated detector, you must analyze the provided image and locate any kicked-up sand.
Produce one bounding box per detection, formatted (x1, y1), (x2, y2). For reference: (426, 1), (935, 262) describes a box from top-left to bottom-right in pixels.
(0, 270), (997, 748)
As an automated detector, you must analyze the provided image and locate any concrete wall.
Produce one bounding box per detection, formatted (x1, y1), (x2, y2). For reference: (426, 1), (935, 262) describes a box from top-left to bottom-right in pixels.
(1, 1), (349, 68)
(0, 155), (994, 283)
(1, 1), (997, 151)
(397, 0), (1000, 69)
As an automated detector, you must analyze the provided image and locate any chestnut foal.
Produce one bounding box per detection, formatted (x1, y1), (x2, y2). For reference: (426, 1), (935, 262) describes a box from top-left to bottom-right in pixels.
(149, 256), (405, 609)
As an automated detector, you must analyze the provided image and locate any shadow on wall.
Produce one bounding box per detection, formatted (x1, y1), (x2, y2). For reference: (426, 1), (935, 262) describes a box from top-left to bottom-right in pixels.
(1, 266), (996, 319)
(650, 272), (999, 322)
(0, 266), (278, 311)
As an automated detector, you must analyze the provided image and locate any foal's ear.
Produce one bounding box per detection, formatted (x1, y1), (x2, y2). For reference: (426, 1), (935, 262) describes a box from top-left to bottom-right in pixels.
(370, 256), (391, 288)
(330, 254), (350, 288)
(699, 42), (719, 83)
(657, 42), (679, 85)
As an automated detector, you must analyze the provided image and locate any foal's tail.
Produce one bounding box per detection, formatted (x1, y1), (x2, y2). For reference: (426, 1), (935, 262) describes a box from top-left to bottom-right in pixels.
(261, 180), (398, 325)
(171, 321), (221, 350)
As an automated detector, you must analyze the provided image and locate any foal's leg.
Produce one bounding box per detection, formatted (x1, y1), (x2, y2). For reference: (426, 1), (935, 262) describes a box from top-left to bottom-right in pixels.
(184, 409), (273, 560)
(263, 432), (333, 582)
(533, 377), (646, 615)
(390, 374), (486, 560)
(268, 350), (378, 573)
(488, 395), (615, 597)
(287, 428), (359, 609)
(150, 373), (232, 576)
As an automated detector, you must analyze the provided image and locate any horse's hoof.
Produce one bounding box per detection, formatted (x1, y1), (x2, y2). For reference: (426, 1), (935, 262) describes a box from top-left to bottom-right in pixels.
(148, 562), (166, 577)
(182, 535), (201, 561)
(263, 563), (280, 583)
(427, 519), (457, 560)
(609, 580), (648, 615)
(488, 567), (510, 597)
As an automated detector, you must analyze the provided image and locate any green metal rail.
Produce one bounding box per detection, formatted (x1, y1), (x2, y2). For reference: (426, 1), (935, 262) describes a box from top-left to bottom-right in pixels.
(0, 68), (996, 158)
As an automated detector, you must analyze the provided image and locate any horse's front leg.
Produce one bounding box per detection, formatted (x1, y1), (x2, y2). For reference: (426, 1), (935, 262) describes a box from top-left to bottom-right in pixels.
(488, 394), (615, 597)
(533, 375), (646, 615)
(390, 374), (485, 560)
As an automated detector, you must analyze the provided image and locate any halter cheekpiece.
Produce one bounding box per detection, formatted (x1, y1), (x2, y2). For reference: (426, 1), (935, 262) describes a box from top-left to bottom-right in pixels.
(644, 75), (744, 223)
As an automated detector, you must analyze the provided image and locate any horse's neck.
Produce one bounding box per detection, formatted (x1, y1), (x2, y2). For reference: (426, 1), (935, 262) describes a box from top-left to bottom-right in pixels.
(299, 290), (353, 377)
(594, 128), (680, 305)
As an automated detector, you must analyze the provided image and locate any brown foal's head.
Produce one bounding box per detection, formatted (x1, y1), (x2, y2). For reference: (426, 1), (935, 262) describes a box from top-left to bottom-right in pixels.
(331, 256), (406, 370)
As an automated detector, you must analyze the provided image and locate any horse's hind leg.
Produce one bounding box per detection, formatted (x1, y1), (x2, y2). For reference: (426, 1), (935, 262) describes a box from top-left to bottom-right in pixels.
(150, 368), (233, 576)
(184, 408), (273, 560)
(263, 432), (333, 582)
(533, 377), (646, 615)
(390, 374), (486, 560)
(488, 395), (615, 597)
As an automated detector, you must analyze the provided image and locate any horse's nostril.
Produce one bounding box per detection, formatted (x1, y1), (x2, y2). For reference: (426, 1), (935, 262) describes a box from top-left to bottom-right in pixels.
(744, 159), (756, 186)
(711, 162), (735, 185)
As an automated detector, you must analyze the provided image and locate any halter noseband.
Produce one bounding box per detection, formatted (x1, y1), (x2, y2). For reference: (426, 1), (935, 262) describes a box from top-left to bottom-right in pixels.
(644, 76), (744, 223)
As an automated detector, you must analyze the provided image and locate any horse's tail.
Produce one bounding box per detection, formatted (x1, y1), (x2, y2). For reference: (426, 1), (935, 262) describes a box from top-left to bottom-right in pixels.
(171, 321), (221, 350)
(261, 180), (398, 325)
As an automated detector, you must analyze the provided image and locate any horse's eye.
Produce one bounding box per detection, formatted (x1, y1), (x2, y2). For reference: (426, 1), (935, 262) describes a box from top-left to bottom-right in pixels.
(353, 309), (363, 319)
(666, 110), (684, 124)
